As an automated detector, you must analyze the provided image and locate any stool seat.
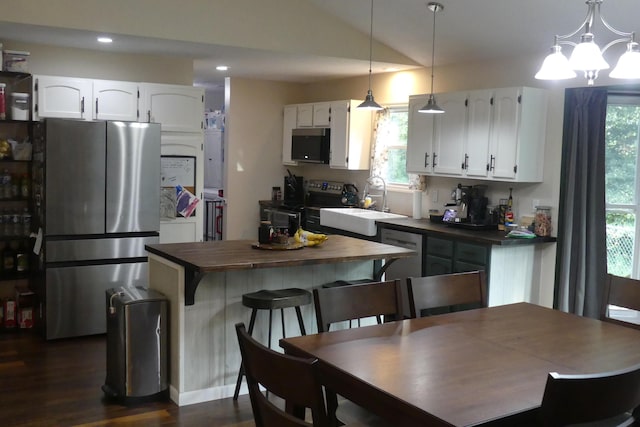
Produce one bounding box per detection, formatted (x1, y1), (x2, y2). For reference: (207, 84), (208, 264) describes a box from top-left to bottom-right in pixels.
(242, 288), (312, 310)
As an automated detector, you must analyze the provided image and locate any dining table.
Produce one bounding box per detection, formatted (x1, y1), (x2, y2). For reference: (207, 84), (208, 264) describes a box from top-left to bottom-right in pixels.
(279, 302), (640, 426)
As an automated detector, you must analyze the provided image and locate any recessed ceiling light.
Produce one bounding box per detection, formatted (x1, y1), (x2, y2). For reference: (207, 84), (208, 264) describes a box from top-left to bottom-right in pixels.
(97, 37), (113, 44)
(216, 65), (229, 71)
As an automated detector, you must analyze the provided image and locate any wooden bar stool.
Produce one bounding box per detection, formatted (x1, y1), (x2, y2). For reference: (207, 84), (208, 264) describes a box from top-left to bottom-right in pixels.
(233, 287), (312, 400)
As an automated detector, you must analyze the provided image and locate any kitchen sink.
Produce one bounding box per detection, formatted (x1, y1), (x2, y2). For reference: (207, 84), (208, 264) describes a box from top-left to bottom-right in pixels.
(320, 208), (407, 236)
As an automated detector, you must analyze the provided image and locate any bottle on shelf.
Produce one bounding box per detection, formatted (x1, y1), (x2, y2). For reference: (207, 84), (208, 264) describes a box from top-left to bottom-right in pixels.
(1, 169), (9, 200)
(0, 83), (6, 120)
(2, 241), (15, 274)
(15, 241), (28, 273)
(504, 188), (514, 227)
(20, 174), (30, 199)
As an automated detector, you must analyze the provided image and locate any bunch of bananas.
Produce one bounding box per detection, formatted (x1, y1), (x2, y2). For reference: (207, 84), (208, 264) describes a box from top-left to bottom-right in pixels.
(293, 227), (328, 247)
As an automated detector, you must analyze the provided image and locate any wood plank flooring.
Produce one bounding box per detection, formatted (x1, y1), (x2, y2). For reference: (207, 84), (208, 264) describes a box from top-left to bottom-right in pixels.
(0, 332), (256, 427)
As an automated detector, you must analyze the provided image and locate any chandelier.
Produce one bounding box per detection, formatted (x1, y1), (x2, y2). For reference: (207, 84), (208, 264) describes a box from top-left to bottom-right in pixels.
(535, 0), (640, 86)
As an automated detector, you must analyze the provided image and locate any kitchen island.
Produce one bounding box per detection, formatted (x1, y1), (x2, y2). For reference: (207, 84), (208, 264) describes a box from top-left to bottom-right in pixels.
(145, 236), (414, 406)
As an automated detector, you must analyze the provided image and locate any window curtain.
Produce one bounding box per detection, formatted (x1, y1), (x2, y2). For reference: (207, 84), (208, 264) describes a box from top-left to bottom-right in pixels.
(370, 109), (425, 190)
(554, 87), (608, 318)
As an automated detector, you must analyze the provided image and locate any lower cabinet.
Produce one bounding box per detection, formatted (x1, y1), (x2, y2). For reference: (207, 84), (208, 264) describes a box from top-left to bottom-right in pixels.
(425, 235), (489, 276)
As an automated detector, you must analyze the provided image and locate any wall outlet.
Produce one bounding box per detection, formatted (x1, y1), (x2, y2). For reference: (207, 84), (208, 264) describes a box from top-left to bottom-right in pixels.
(431, 189), (438, 203)
(532, 199), (540, 211)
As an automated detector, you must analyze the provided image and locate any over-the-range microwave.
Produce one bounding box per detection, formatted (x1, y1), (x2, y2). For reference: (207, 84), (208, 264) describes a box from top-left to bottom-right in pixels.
(291, 128), (330, 164)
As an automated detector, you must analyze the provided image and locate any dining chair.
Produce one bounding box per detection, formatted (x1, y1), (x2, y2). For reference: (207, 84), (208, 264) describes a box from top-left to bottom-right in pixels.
(312, 279), (403, 333)
(600, 274), (640, 330)
(538, 363), (640, 426)
(406, 270), (487, 319)
(235, 322), (330, 427)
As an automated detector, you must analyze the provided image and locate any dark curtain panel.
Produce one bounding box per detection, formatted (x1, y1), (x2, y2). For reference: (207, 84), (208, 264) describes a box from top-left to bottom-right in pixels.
(554, 87), (608, 318)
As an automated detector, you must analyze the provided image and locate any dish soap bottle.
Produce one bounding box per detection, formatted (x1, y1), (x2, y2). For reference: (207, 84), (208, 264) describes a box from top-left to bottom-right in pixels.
(505, 188), (514, 227)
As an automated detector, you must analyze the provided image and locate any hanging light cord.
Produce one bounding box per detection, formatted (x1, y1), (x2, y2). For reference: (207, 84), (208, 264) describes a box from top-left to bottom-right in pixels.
(367, 0), (374, 89)
(429, 2), (438, 95)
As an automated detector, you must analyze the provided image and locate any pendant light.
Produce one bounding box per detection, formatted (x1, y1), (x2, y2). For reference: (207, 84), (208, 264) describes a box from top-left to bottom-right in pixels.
(419, 2), (444, 114)
(357, 0), (383, 110)
(535, 0), (640, 85)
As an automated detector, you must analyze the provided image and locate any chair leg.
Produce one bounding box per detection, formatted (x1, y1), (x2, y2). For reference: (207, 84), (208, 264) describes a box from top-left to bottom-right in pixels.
(268, 309), (273, 348)
(281, 308), (286, 338)
(294, 306), (307, 335)
(233, 309), (258, 400)
(326, 389), (341, 427)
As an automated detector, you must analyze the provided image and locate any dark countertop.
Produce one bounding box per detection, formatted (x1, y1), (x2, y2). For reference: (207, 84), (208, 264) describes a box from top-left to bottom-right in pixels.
(376, 217), (557, 246)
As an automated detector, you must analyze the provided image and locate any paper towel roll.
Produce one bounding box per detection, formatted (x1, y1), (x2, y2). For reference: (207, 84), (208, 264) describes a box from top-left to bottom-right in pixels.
(413, 190), (422, 219)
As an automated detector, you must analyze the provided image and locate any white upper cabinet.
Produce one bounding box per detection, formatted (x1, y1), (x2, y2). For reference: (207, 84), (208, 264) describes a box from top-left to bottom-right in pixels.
(282, 105), (298, 165)
(488, 87), (547, 182)
(406, 94), (435, 174)
(329, 100), (372, 170)
(406, 86), (548, 183)
(33, 75), (93, 120)
(93, 79), (139, 121)
(296, 102), (331, 127)
(433, 91), (467, 176)
(282, 100), (372, 170)
(140, 83), (204, 132)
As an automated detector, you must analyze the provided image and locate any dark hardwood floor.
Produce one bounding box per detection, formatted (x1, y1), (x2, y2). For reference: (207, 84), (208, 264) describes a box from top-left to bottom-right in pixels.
(0, 331), (256, 426)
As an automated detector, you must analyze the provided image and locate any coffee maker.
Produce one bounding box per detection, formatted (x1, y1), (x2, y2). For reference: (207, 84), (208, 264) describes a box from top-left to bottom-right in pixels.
(451, 184), (488, 224)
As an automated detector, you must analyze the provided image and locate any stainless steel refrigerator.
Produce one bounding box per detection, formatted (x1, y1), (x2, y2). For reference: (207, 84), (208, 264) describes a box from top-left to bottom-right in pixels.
(37, 119), (161, 340)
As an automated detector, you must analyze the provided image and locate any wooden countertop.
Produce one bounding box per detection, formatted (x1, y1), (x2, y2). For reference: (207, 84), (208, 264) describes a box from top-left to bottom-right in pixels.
(146, 235), (415, 273)
(147, 235), (415, 305)
(377, 217), (557, 246)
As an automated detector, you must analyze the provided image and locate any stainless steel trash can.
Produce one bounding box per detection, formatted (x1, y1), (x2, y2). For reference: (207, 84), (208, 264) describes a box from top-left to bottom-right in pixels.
(102, 286), (168, 402)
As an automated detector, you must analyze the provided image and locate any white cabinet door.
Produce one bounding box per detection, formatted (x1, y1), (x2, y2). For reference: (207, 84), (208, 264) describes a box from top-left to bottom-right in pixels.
(489, 88), (520, 180)
(282, 105), (298, 165)
(93, 79), (139, 121)
(296, 104), (313, 127)
(140, 84), (204, 132)
(407, 95), (434, 174)
(433, 91), (467, 176)
(465, 90), (492, 178)
(33, 75), (92, 120)
(489, 87), (547, 182)
(313, 102), (331, 127)
(329, 100), (371, 170)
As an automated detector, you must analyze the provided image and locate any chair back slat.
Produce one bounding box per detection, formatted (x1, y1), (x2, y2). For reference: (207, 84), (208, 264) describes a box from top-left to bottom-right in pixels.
(600, 274), (640, 330)
(406, 271), (486, 318)
(235, 323), (330, 427)
(313, 279), (403, 332)
(539, 363), (640, 426)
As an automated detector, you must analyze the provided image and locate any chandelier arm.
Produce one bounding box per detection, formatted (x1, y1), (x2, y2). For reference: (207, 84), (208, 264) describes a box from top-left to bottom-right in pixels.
(597, 3), (633, 38)
(554, 2), (595, 41)
(601, 37), (634, 54)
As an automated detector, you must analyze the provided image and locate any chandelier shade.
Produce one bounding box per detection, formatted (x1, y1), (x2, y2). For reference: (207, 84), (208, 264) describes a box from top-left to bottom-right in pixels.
(535, 0), (639, 85)
(357, 0), (383, 111)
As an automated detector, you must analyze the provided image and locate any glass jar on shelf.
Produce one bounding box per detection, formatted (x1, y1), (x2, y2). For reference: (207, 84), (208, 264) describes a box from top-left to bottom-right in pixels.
(534, 206), (552, 237)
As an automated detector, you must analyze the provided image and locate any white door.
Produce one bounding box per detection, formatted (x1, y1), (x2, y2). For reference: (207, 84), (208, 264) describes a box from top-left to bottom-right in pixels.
(204, 129), (223, 189)
(433, 91), (467, 176)
(296, 104), (313, 127)
(406, 95), (434, 174)
(33, 75), (93, 120)
(465, 90), (492, 178)
(93, 79), (139, 121)
(140, 83), (204, 132)
(313, 102), (331, 127)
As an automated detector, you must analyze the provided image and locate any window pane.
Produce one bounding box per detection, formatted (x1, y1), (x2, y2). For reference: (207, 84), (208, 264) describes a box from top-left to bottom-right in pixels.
(605, 104), (640, 205)
(606, 211), (636, 277)
(387, 148), (409, 185)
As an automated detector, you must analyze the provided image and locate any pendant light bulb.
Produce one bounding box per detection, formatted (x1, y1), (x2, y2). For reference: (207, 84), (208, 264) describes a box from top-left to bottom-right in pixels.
(357, 0), (383, 110)
(420, 2), (444, 114)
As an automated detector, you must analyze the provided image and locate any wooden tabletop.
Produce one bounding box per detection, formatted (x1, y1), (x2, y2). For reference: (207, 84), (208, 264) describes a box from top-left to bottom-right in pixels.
(146, 234), (415, 273)
(280, 303), (640, 427)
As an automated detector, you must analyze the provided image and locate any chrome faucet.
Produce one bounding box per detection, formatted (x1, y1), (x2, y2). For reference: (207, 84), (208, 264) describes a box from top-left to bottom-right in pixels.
(362, 175), (388, 212)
